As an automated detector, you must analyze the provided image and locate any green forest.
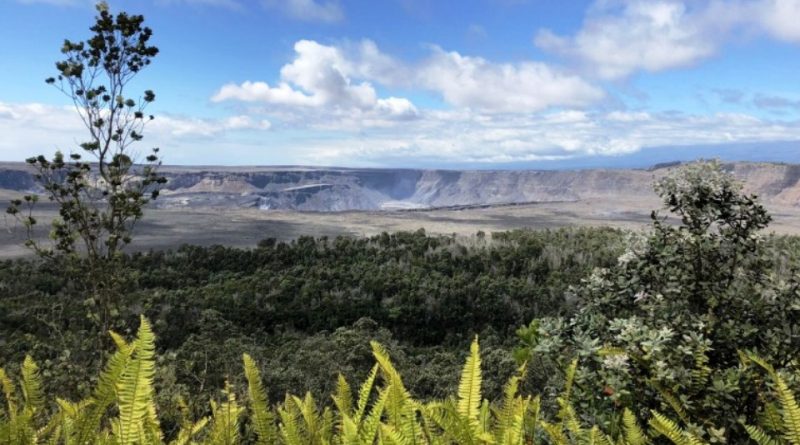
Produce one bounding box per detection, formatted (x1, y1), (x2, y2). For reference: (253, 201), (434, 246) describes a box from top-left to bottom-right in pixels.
(3, 3), (800, 445)
(4, 160), (800, 444)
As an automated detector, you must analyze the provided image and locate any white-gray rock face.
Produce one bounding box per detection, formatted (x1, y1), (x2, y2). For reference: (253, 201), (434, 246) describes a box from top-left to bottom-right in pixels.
(1, 162), (798, 211)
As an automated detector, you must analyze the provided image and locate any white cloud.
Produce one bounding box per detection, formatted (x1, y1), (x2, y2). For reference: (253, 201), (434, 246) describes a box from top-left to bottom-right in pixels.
(4, 101), (800, 166)
(536, 0), (800, 80)
(261, 0), (343, 23)
(213, 39), (602, 116)
(758, 0), (800, 43)
(212, 40), (419, 122)
(0, 102), (270, 161)
(150, 114), (271, 136)
(418, 47), (604, 112)
(536, 0), (718, 80)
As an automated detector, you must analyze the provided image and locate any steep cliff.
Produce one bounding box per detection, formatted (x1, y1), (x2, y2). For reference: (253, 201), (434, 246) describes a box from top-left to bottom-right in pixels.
(1, 161), (797, 211)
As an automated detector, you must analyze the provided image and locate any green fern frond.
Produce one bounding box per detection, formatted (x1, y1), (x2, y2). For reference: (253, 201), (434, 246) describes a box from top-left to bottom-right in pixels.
(648, 411), (706, 445)
(743, 424), (781, 445)
(540, 420), (568, 445)
(0, 368), (17, 419)
(649, 381), (689, 424)
(359, 387), (388, 445)
(689, 349), (711, 393)
(20, 356), (44, 416)
(355, 364), (379, 424)
(371, 341), (403, 385)
(243, 353), (277, 445)
(621, 408), (647, 445)
(332, 373), (353, 418)
(72, 329), (134, 445)
(278, 397), (304, 445)
(563, 358), (578, 406)
(759, 401), (783, 433)
(115, 315), (158, 445)
(169, 416), (208, 445)
(457, 337), (482, 427)
(749, 352), (800, 445)
(380, 423), (410, 445)
(208, 383), (244, 445)
(772, 374), (800, 445)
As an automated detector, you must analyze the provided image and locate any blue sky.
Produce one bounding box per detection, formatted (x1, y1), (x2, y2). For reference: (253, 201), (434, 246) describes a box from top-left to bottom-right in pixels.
(1, 0), (799, 167)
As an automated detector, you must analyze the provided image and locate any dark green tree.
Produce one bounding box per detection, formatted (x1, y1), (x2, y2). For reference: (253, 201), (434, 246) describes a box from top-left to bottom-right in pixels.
(516, 160), (799, 442)
(6, 1), (166, 332)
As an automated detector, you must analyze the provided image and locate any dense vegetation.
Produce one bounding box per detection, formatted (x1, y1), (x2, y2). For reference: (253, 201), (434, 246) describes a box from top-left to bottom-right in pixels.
(3, 317), (800, 445)
(2, 162), (800, 444)
(2, 4), (799, 444)
(0, 226), (626, 405)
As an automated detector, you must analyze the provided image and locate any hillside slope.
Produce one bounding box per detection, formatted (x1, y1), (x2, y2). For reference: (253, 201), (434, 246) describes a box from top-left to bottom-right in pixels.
(0, 161), (797, 211)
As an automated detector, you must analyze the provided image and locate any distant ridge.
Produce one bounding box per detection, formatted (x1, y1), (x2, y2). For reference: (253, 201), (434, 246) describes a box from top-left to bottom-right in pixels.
(1, 161), (798, 212)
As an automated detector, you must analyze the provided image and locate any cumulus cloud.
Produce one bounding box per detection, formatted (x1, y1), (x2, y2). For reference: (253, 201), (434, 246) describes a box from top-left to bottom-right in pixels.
(0, 102), (270, 161)
(212, 40), (418, 123)
(418, 47), (603, 112)
(758, 0), (800, 43)
(5, 101), (800, 166)
(213, 39), (602, 116)
(535, 0), (720, 80)
(536, 0), (800, 80)
(261, 0), (343, 23)
(292, 109), (800, 165)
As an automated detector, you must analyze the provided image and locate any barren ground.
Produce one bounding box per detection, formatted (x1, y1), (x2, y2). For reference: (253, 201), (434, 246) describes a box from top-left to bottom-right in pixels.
(2, 191), (799, 259)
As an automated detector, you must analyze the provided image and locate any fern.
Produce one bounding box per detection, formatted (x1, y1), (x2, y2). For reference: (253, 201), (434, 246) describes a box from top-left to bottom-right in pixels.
(72, 329), (134, 445)
(20, 356), (44, 416)
(114, 315), (159, 445)
(621, 408), (646, 445)
(648, 411), (706, 445)
(457, 337), (483, 429)
(208, 383), (244, 445)
(748, 353), (800, 445)
(744, 424), (781, 445)
(242, 353), (277, 445)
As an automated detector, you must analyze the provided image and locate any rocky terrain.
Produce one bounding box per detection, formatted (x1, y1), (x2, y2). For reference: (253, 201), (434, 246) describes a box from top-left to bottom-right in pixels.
(1, 161), (798, 212)
(2, 161), (799, 258)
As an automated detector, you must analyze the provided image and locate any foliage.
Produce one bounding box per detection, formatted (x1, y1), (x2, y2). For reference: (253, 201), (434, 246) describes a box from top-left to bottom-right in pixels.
(517, 160), (800, 442)
(2, 316), (798, 445)
(5, 1), (166, 332)
(7, 1), (164, 261)
(0, 227), (626, 406)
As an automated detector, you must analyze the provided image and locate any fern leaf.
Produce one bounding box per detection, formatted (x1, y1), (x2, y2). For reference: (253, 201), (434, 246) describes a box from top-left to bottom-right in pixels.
(749, 352), (800, 445)
(540, 420), (568, 445)
(359, 387), (388, 445)
(278, 399), (304, 445)
(648, 411), (706, 445)
(355, 364), (379, 424)
(115, 315), (158, 445)
(744, 424), (781, 445)
(0, 368), (17, 420)
(457, 337), (482, 428)
(209, 384), (244, 445)
(773, 374), (800, 445)
(243, 353), (277, 445)
(622, 408), (646, 445)
(332, 374), (353, 419)
(20, 356), (44, 416)
(72, 330), (134, 445)
(169, 417), (208, 445)
(563, 358), (578, 405)
(649, 381), (689, 425)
